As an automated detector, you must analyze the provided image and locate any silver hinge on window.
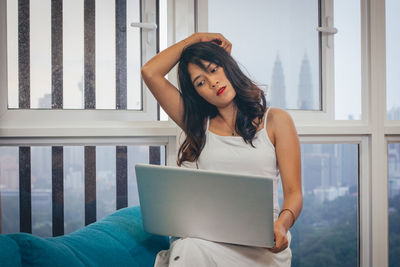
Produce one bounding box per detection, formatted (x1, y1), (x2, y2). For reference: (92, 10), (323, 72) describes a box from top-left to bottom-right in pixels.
(317, 16), (338, 48)
(130, 22), (157, 30)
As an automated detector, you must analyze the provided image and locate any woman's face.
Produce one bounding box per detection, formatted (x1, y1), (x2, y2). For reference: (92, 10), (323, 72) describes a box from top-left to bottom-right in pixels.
(188, 60), (236, 108)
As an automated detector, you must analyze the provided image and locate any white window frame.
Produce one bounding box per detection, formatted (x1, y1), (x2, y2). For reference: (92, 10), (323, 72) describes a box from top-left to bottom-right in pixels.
(195, 0), (397, 266)
(1, 0), (400, 266)
(0, 0), (178, 138)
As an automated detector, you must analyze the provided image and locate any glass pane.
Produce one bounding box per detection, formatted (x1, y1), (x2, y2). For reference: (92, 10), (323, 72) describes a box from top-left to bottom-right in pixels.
(334, 1), (362, 120)
(0, 147), (20, 234)
(63, 0), (85, 109)
(30, 0), (52, 109)
(31, 146), (52, 237)
(7, 0), (145, 111)
(0, 144), (165, 236)
(128, 146), (149, 206)
(160, 146), (166, 166)
(386, 0), (400, 120)
(96, 146), (116, 220)
(64, 146), (85, 234)
(288, 144), (359, 267)
(389, 143), (400, 267)
(127, 146), (166, 207)
(6, 0), (18, 109)
(159, 0), (168, 121)
(127, 0), (141, 110)
(96, 0), (116, 109)
(208, 0), (320, 110)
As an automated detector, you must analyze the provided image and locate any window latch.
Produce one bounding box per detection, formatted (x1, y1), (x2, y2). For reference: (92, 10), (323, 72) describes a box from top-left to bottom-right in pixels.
(130, 22), (157, 30)
(317, 16), (338, 48)
(316, 26), (338, 34)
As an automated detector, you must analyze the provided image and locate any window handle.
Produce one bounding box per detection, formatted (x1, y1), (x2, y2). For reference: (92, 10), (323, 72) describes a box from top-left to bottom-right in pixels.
(317, 16), (337, 48)
(316, 26), (338, 34)
(130, 22), (157, 30)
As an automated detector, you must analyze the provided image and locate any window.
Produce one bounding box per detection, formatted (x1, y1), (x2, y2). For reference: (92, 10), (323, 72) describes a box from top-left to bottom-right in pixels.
(1, 0), (162, 134)
(0, 0), (398, 265)
(289, 143), (359, 266)
(7, 0), (143, 110)
(386, 0), (400, 120)
(207, 0), (320, 111)
(333, 0), (362, 120)
(388, 143), (400, 267)
(197, 0), (393, 265)
(201, 0), (363, 121)
(0, 144), (166, 236)
(0, 0), (176, 237)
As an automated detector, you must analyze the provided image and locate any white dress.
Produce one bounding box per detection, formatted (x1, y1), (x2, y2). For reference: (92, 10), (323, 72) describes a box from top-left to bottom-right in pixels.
(154, 108), (292, 267)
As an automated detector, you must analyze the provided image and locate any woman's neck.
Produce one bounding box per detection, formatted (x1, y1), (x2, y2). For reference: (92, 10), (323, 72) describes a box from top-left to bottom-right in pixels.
(217, 103), (237, 128)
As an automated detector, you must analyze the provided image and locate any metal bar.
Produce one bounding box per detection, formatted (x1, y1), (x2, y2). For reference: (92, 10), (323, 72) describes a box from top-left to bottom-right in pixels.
(18, 0), (30, 109)
(52, 146), (64, 236)
(51, 0), (63, 109)
(116, 0), (127, 110)
(19, 146), (31, 233)
(149, 146), (160, 165)
(84, 146), (96, 225)
(156, 0), (160, 120)
(116, 146), (127, 209)
(84, 0), (95, 109)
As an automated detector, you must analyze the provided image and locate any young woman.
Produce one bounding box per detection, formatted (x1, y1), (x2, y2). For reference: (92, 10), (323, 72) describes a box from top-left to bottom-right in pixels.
(141, 32), (302, 267)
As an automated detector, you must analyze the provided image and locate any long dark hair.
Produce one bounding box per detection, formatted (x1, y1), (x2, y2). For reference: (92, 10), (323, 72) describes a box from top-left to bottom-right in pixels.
(177, 42), (267, 166)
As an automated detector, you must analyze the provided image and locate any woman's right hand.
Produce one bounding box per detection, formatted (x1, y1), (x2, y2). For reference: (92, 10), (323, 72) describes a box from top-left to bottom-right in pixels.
(188, 32), (232, 54)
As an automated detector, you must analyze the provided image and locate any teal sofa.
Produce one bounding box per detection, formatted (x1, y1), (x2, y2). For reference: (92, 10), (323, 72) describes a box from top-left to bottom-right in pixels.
(0, 206), (169, 267)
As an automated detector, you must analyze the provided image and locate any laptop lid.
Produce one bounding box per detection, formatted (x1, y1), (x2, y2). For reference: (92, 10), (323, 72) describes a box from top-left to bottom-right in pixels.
(135, 163), (275, 247)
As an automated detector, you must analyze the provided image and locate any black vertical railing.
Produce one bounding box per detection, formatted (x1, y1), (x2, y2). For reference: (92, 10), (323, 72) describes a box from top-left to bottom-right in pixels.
(18, 0), (30, 109)
(84, 146), (96, 225)
(116, 146), (128, 209)
(1, 145), (164, 236)
(84, 0), (96, 109)
(52, 146), (64, 236)
(116, 0), (127, 110)
(19, 147), (31, 233)
(51, 0), (63, 109)
(149, 146), (161, 165)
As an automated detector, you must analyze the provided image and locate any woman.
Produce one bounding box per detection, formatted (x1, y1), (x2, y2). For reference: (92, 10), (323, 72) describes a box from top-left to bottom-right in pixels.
(141, 32), (302, 267)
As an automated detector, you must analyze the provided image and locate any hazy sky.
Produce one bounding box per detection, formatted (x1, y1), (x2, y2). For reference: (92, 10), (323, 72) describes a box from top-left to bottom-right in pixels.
(209, 0), (320, 111)
(386, 0), (400, 111)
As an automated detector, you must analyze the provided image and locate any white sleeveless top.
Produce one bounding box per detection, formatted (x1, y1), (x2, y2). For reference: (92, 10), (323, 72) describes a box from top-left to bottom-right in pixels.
(197, 108), (281, 218)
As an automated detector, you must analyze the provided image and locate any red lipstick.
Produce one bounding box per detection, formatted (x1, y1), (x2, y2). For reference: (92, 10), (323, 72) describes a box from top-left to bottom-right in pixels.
(217, 86), (226, 96)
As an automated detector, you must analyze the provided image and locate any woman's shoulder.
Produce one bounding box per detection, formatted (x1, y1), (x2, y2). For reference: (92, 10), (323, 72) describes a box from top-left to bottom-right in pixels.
(266, 107), (296, 137)
(267, 107), (293, 125)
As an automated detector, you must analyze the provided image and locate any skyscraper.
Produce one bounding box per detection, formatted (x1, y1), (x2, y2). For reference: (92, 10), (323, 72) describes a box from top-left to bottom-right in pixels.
(270, 53), (286, 109)
(297, 52), (314, 109)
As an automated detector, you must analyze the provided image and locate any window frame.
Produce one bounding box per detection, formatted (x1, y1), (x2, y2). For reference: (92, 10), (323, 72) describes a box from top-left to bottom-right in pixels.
(195, 0), (395, 266)
(0, 0), (178, 138)
(1, 0), (400, 266)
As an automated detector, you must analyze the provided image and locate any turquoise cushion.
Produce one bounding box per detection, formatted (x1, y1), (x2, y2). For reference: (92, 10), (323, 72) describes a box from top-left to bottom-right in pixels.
(0, 235), (22, 267)
(8, 206), (169, 267)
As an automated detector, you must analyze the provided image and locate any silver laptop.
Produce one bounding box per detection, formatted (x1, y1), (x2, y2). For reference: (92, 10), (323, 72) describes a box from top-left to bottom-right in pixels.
(135, 163), (275, 247)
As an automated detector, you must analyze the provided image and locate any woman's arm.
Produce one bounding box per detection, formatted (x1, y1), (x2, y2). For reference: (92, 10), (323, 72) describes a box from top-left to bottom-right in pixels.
(269, 108), (303, 253)
(141, 32), (231, 129)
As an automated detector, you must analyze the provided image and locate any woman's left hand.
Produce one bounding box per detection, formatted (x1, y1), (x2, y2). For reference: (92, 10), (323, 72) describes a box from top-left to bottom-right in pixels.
(267, 220), (289, 253)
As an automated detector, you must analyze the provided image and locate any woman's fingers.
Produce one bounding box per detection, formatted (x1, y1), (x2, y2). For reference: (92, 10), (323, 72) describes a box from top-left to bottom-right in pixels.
(216, 34), (232, 53)
(224, 42), (232, 54)
(267, 232), (288, 253)
(197, 33), (232, 53)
